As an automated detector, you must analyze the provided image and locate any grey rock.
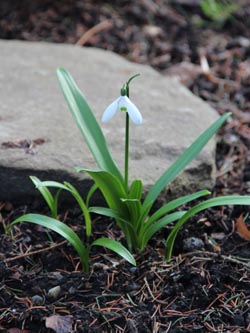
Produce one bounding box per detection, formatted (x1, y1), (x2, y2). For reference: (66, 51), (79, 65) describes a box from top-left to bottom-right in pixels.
(0, 40), (218, 203)
(183, 237), (205, 252)
(31, 294), (44, 305)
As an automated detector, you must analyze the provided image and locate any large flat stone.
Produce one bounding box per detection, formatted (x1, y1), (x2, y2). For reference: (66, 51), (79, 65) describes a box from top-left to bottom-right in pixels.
(0, 40), (218, 203)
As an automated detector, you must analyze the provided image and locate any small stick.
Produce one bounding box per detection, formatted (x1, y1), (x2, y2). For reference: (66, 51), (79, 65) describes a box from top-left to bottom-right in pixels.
(182, 251), (250, 270)
(76, 20), (113, 46)
(3, 240), (67, 263)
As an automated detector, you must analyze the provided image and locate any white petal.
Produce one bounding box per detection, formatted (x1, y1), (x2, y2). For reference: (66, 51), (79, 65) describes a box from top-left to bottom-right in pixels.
(101, 97), (120, 122)
(121, 96), (142, 125)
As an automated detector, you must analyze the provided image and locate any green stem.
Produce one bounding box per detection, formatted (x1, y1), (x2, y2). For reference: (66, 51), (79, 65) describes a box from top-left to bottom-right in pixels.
(125, 112), (129, 193)
(123, 74), (140, 193)
(124, 83), (131, 194)
(81, 246), (90, 273)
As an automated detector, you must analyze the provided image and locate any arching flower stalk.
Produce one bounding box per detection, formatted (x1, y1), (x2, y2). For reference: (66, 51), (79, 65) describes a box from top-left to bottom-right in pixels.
(102, 74), (142, 192)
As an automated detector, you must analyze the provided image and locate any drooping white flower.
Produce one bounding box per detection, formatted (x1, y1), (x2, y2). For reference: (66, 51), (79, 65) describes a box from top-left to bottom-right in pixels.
(102, 95), (142, 125)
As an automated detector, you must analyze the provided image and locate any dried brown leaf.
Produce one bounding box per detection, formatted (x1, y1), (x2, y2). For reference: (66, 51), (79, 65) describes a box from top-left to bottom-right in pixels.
(236, 214), (250, 241)
(45, 315), (73, 333)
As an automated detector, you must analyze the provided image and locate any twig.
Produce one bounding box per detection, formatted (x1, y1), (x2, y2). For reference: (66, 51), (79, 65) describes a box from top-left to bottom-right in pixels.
(143, 277), (155, 300)
(76, 20), (113, 46)
(3, 240), (67, 263)
(181, 251), (250, 270)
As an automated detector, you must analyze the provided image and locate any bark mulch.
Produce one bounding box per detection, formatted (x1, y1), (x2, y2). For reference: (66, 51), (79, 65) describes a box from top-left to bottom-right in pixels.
(0, 1), (250, 332)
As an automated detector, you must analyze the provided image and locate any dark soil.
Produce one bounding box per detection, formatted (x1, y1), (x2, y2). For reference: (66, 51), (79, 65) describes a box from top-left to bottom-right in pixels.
(0, 1), (250, 332)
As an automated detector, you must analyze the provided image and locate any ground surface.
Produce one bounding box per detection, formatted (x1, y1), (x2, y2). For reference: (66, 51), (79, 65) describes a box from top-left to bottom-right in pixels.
(0, 1), (250, 332)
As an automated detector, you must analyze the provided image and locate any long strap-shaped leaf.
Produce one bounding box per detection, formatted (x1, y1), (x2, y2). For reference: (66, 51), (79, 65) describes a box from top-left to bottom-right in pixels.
(143, 113), (231, 210)
(141, 211), (187, 250)
(57, 68), (123, 183)
(76, 167), (129, 221)
(76, 167), (134, 250)
(92, 237), (136, 266)
(146, 189), (210, 226)
(30, 176), (60, 218)
(35, 180), (92, 239)
(165, 195), (250, 260)
(6, 213), (89, 272)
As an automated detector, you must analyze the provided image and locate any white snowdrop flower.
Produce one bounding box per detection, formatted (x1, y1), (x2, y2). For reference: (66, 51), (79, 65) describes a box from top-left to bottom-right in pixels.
(102, 95), (142, 125)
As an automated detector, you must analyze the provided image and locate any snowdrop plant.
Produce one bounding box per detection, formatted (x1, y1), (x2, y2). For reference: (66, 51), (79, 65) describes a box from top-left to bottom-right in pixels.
(56, 68), (250, 258)
(7, 68), (250, 271)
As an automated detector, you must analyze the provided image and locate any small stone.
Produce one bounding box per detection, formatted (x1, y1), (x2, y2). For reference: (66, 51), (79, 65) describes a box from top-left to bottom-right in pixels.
(22, 236), (32, 244)
(143, 24), (163, 38)
(47, 285), (61, 298)
(31, 295), (43, 305)
(183, 237), (205, 252)
(129, 267), (137, 274)
(51, 271), (64, 281)
(68, 286), (76, 294)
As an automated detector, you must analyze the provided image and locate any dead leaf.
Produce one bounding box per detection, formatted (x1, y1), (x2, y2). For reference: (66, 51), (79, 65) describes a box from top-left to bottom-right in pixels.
(236, 214), (250, 241)
(207, 236), (221, 253)
(45, 315), (73, 333)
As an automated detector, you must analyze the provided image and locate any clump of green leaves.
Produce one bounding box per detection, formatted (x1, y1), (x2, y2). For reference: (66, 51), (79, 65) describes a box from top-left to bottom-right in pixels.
(201, 0), (239, 25)
(6, 176), (135, 273)
(7, 68), (250, 272)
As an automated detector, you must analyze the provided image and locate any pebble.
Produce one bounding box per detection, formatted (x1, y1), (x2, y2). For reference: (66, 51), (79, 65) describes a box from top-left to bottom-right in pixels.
(183, 237), (205, 252)
(31, 295), (43, 305)
(129, 267), (137, 274)
(47, 285), (61, 298)
(68, 286), (76, 294)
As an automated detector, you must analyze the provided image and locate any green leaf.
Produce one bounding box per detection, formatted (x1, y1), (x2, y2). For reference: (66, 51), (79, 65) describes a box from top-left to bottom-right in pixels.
(89, 206), (132, 228)
(143, 113), (231, 210)
(129, 180), (143, 201)
(201, 0), (239, 22)
(35, 180), (70, 191)
(122, 199), (142, 250)
(64, 182), (92, 238)
(125, 180), (143, 228)
(165, 195), (250, 260)
(92, 237), (136, 266)
(76, 167), (129, 220)
(140, 211), (186, 250)
(35, 180), (92, 238)
(90, 204), (138, 251)
(146, 190), (210, 226)
(6, 214), (90, 272)
(57, 68), (123, 183)
(121, 198), (141, 233)
(86, 183), (99, 207)
(77, 167), (135, 248)
(30, 176), (60, 218)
